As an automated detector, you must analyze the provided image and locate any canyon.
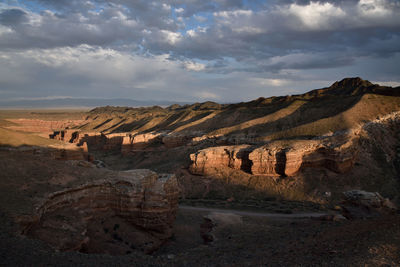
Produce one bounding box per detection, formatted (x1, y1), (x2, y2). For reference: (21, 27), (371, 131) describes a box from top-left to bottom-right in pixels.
(0, 77), (400, 265)
(4, 78), (399, 201)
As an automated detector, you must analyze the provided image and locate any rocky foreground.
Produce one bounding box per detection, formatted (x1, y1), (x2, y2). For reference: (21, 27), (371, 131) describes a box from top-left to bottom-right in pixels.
(21, 169), (179, 254)
(0, 148), (180, 256)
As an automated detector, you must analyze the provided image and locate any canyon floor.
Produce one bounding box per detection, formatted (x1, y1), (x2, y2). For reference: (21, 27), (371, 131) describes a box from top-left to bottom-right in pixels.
(0, 149), (398, 267)
(1, 78), (400, 266)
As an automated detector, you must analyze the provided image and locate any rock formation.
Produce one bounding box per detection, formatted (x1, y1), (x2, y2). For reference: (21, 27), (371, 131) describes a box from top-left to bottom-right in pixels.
(250, 138), (358, 176)
(121, 132), (163, 154)
(189, 134), (358, 177)
(21, 169), (180, 254)
(189, 145), (253, 175)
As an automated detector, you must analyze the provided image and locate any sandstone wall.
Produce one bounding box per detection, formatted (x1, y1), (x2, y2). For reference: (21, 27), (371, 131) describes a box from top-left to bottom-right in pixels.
(189, 145), (252, 175)
(22, 169), (179, 254)
(189, 136), (358, 177)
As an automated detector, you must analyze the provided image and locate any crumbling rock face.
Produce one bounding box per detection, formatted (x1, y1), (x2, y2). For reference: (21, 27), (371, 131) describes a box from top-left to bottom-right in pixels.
(250, 139), (358, 176)
(21, 169), (179, 255)
(50, 129), (80, 143)
(189, 145), (253, 175)
(51, 131), (127, 151)
(121, 132), (163, 153)
(189, 135), (358, 176)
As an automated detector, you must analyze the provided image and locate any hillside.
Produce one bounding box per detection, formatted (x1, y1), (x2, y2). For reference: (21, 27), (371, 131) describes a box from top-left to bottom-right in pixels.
(79, 77), (399, 139)
(2, 77), (400, 204)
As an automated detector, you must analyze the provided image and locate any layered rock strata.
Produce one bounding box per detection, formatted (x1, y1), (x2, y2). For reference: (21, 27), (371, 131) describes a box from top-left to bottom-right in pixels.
(121, 132), (163, 153)
(21, 169), (179, 254)
(250, 139), (358, 176)
(189, 136), (358, 177)
(189, 145), (253, 175)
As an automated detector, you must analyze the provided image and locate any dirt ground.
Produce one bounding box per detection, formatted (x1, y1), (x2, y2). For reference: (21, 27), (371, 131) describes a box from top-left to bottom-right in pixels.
(0, 149), (399, 266)
(1, 207), (399, 266)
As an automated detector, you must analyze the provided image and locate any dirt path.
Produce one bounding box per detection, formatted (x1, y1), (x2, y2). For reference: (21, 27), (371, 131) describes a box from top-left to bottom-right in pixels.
(179, 205), (331, 218)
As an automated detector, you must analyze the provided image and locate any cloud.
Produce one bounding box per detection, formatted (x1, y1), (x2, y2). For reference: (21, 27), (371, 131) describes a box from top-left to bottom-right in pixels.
(0, 8), (28, 26)
(195, 91), (219, 100)
(0, 0), (399, 103)
(281, 2), (346, 30)
(183, 61), (206, 71)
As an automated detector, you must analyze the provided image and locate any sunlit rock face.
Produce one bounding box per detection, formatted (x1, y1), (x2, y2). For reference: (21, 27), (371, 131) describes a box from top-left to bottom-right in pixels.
(189, 145), (253, 175)
(189, 137), (358, 177)
(249, 139), (358, 176)
(21, 169), (180, 255)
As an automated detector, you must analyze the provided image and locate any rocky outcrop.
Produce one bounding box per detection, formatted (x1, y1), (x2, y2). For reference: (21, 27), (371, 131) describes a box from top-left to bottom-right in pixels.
(189, 135), (358, 176)
(189, 145), (252, 175)
(121, 132), (163, 154)
(21, 169), (179, 254)
(250, 138), (358, 176)
(50, 129), (81, 143)
(51, 131), (130, 152)
(101, 133), (126, 150)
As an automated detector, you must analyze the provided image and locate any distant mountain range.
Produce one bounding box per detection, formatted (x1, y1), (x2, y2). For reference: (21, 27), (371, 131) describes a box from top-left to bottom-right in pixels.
(1, 78), (398, 109)
(0, 98), (190, 109)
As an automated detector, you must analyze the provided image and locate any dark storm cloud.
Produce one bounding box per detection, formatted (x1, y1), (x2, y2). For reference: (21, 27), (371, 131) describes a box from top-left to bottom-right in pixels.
(0, 8), (28, 26)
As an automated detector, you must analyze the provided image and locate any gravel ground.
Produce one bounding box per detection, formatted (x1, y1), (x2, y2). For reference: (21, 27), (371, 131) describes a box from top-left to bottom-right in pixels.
(1, 207), (399, 266)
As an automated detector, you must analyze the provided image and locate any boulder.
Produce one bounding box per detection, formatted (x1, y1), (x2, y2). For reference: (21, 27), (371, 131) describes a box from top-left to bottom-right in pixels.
(200, 212), (242, 244)
(341, 190), (398, 219)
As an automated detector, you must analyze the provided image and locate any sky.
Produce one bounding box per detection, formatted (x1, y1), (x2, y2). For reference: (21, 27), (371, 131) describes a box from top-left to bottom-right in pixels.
(0, 0), (399, 103)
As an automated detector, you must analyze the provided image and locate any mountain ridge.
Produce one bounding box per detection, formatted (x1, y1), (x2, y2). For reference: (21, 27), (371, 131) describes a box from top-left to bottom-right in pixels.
(88, 77), (399, 114)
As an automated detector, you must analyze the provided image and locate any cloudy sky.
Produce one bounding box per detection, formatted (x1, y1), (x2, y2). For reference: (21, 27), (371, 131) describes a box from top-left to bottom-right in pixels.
(0, 0), (399, 103)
